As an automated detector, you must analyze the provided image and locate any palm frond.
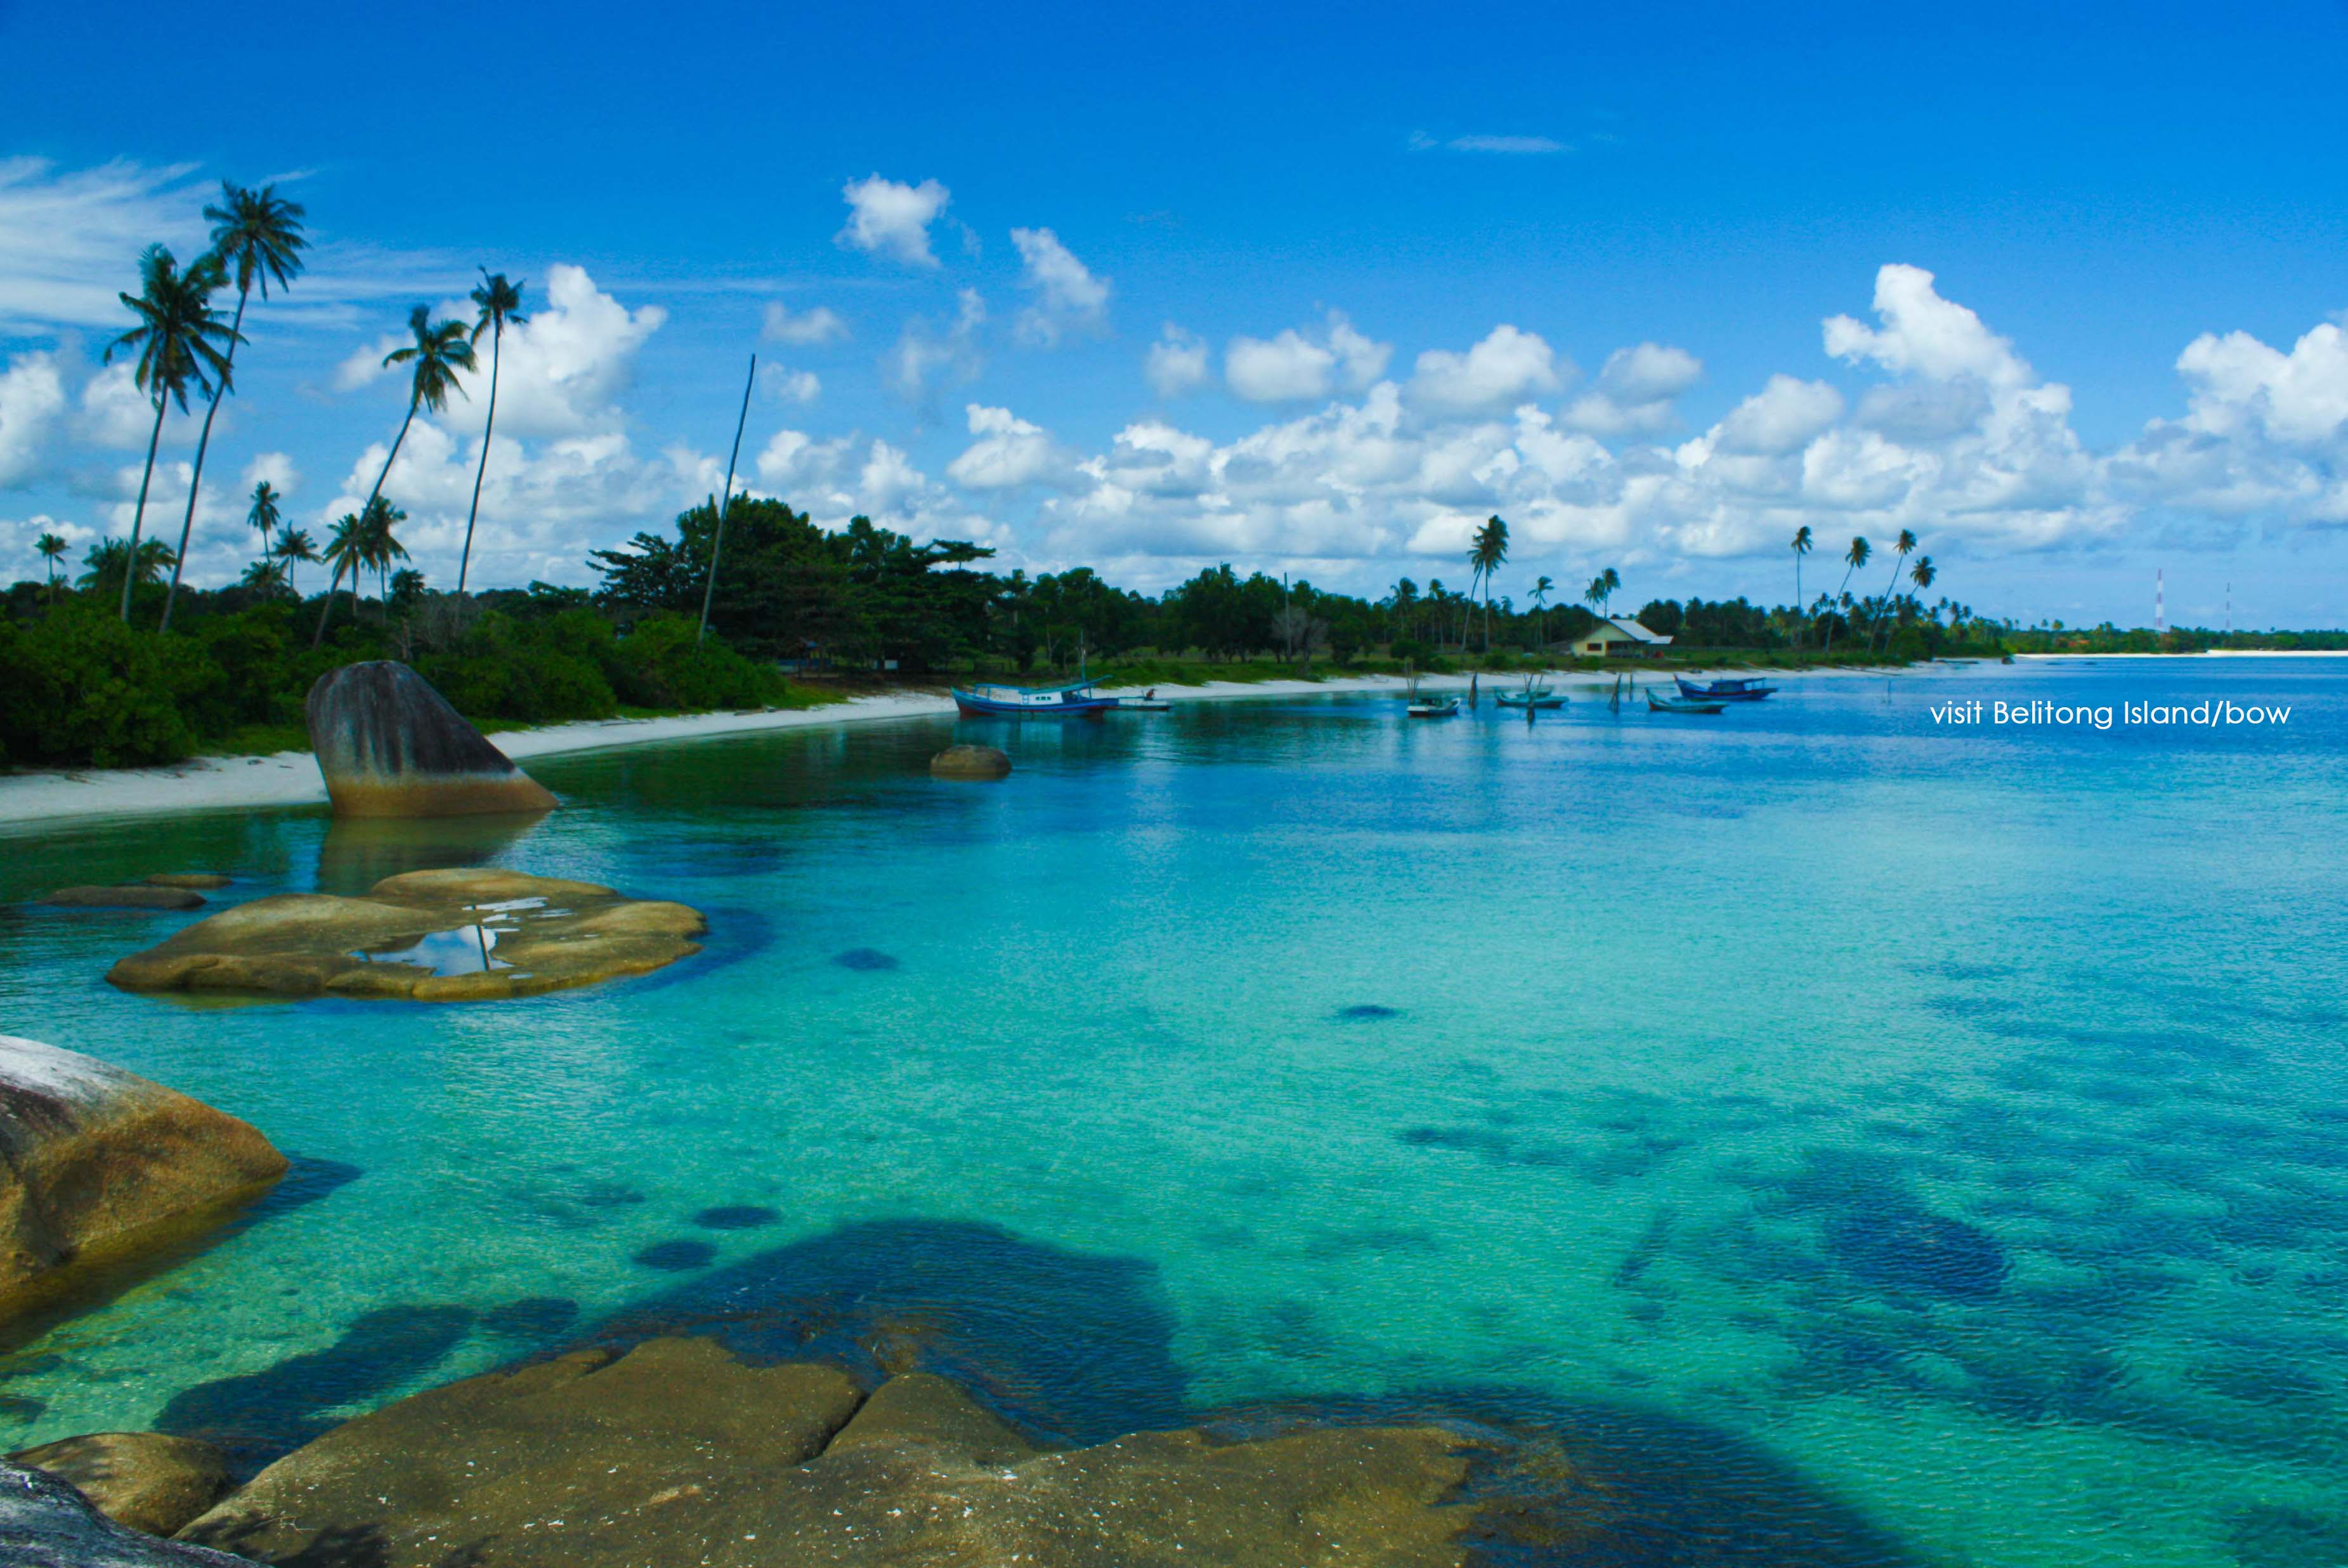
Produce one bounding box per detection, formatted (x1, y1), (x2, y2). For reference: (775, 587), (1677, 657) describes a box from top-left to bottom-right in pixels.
(205, 181), (309, 299)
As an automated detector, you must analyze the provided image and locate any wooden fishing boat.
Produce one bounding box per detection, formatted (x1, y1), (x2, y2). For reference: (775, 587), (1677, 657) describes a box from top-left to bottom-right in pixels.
(1406, 696), (1462, 718)
(1117, 688), (1172, 712)
(1494, 688), (1565, 709)
(951, 678), (1121, 717)
(1647, 691), (1725, 714)
(1673, 675), (1777, 701)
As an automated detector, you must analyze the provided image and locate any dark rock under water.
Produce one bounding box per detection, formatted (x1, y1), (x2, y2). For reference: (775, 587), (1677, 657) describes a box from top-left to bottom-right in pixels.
(1827, 1206), (2009, 1299)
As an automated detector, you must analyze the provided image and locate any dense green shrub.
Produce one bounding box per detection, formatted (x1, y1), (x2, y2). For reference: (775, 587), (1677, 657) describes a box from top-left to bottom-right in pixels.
(609, 615), (786, 710)
(416, 610), (619, 724)
(0, 605), (202, 766)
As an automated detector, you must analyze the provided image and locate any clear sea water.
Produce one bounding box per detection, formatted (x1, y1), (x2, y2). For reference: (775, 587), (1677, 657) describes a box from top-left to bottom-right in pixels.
(3, 658), (2344, 1566)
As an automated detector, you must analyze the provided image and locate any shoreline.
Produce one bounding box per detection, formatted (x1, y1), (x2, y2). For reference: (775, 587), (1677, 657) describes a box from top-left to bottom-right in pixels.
(0, 664), (1899, 832)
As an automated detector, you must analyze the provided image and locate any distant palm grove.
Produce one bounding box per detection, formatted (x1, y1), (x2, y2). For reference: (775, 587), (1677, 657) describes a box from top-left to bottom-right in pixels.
(10, 180), (2250, 772)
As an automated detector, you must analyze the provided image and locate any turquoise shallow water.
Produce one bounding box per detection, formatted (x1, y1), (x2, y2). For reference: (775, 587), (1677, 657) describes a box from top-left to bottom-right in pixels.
(3, 659), (2345, 1565)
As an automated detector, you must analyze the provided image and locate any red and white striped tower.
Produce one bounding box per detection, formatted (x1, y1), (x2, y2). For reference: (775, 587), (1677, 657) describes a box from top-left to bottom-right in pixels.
(2156, 569), (2165, 636)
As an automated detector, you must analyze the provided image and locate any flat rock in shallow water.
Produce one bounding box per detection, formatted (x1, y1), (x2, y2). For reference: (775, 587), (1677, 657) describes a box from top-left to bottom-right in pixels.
(39, 886), (205, 911)
(143, 875), (232, 891)
(0, 1036), (287, 1313)
(179, 1336), (1477, 1567)
(0, 1463), (258, 1567)
(105, 868), (705, 1003)
(306, 661), (558, 818)
(7, 1434), (230, 1536)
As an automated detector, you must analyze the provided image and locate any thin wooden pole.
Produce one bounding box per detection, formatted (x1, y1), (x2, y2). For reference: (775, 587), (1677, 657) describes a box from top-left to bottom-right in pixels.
(698, 353), (757, 647)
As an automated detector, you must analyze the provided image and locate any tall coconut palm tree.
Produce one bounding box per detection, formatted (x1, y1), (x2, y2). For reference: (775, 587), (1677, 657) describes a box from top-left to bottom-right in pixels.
(245, 479), (282, 564)
(36, 532), (67, 602)
(1467, 514), (1510, 651)
(1529, 575), (1554, 649)
(316, 513), (364, 639)
(79, 537), (177, 597)
(457, 270), (526, 593)
(1901, 556), (1936, 646)
(275, 525), (318, 598)
(1790, 526), (1813, 644)
(1870, 528), (1919, 654)
(358, 495), (409, 617)
(159, 183), (307, 634)
(318, 307), (474, 645)
(105, 244), (237, 622)
(240, 556), (289, 596)
(1821, 536), (1870, 657)
(1582, 566), (1622, 623)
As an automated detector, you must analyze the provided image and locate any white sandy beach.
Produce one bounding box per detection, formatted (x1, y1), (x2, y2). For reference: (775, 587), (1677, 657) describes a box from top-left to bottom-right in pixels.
(0, 665), (1905, 831)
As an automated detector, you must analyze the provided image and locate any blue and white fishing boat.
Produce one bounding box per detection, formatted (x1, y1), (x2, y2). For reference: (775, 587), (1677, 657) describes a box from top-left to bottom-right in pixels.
(1674, 675), (1777, 702)
(951, 677), (1122, 718)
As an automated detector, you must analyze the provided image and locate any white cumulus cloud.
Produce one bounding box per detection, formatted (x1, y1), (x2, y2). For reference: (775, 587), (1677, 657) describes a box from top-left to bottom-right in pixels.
(1407, 325), (1563, 414)
(0, 350), (68, 486)
(1824, 264), (2032, 389)
(1226, 311), (1390, 402)
(837, 175), (951, 268)
(761, 303), (849, 346)
(946, 403), (1067, 489)
(764, 367), (821, 405)
(1146, 325), (1210, 398)
(1010, 227), (1110, 346)
(1714, 376), (1844, 455)
(885, 288), (987, 401)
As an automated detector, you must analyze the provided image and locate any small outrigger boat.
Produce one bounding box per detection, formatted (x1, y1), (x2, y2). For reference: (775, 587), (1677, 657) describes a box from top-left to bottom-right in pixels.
(1494, 679), (1565, 710)
(1647, 690), (1725, 715)
(951, 677), (1121, 718)
(1117, 688), (1171, 712)
(1407, 695), (1462, 718)
(1674, 675), (1777, 702)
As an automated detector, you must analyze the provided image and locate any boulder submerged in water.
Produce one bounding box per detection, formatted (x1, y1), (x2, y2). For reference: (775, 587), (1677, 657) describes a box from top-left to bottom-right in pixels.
(179, 1336), (1477, 1567)
(0, 1036), (287, 1316)
(37, 887), (206, 911)
(930, 743), (1012, 780)
(305, 662), (557, 818)
(6, 1434), (231, 1537)
(105, 868), (706, 1003)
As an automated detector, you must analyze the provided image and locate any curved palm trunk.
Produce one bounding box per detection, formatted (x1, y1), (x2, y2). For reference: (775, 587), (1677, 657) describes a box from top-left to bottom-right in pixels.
(159, 287), (250, 634)
(120, 395), (169, 621)
(457, 320), (503, 594)
(1794, 555), (1804, 646)
(1822, 565), (1860, 657)
(1870, 552), (1908, 654)
(316, 399), (418, 647)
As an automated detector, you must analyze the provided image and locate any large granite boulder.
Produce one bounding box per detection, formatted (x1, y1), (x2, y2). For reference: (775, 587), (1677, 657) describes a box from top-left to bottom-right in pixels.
(7, 1434), (230, 1536)
(0, 1462), (258, 1567)
(0, 1037), (287, 1316)
(180, 1336), (1477, 1566)
(107, 869), (705, 1003)
(306, 662), (558, 818)
(930, 743), (1012, 779)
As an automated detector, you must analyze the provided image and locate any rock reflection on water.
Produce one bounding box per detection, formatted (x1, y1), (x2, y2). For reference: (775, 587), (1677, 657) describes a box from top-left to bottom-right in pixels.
(314, 812), (548, 894)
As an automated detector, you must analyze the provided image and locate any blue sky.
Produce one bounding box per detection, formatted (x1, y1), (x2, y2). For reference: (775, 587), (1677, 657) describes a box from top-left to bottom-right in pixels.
(4, 0), (2347, 625)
